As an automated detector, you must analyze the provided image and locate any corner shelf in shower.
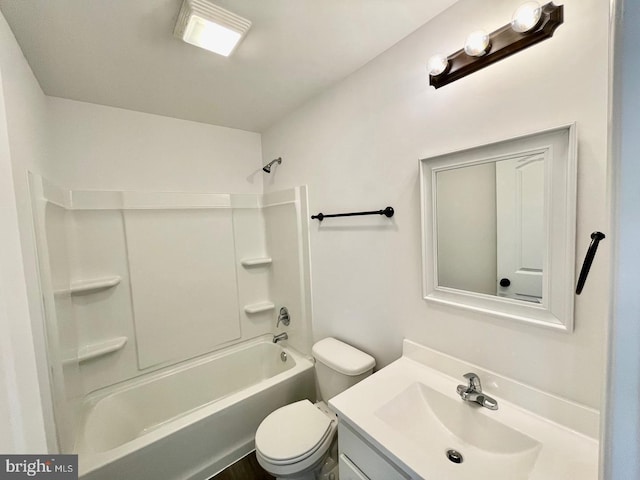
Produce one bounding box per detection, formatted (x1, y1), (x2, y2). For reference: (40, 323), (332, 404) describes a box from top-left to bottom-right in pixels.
(55, 275), (122, 296)
(78, 336), (128, 364)
(243, 302), (275, 314)
(240, 257), (272, 268)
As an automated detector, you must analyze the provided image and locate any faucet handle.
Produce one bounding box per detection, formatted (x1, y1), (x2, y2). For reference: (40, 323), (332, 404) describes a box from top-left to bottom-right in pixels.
(463, 372), (482, 392)
(277, 307), (290, 328)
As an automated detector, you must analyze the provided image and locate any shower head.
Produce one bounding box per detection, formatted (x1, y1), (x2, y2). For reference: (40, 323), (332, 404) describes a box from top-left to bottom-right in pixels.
(263, 157), (282, 173)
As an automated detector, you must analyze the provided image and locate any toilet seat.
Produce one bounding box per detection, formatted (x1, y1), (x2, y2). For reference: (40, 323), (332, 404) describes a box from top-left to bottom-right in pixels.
(255, 400), (337, 474)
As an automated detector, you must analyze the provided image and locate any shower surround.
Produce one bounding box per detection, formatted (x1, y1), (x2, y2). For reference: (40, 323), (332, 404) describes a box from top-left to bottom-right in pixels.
(29, 174), (313, 478)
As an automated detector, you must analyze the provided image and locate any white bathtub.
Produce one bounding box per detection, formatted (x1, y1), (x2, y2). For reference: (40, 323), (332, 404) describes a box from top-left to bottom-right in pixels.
(76, 336), (315, 480)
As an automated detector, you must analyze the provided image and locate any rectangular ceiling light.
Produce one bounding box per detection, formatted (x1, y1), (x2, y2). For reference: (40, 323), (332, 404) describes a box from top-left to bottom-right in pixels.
(174, 0), (251, 57)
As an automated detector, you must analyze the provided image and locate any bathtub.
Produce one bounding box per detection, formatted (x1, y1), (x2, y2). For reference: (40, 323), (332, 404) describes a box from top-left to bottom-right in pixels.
(76, 336), (315, 480)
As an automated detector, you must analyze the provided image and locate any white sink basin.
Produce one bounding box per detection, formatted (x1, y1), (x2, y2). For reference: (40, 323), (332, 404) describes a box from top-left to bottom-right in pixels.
(375, 382), (541, 479)
(329, 340), (599, 480)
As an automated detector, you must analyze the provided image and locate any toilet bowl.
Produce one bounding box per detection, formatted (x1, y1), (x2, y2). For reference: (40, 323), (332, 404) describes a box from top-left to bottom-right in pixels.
(255, 338), (375, 480)
(255, 400), (337, 480)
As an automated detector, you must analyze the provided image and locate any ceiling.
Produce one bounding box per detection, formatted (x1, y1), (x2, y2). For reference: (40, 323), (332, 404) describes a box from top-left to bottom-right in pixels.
(0, 0), (457, 132)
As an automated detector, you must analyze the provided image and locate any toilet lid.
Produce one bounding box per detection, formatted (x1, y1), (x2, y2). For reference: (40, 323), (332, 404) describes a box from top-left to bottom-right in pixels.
(255, 400), (334, 464)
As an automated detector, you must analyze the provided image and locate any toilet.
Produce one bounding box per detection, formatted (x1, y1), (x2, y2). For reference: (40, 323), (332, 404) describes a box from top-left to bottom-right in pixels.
(255, 337), (375, 480)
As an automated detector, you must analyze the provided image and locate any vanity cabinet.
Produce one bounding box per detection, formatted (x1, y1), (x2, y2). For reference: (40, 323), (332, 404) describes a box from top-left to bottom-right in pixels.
(338, 422), (410, 480)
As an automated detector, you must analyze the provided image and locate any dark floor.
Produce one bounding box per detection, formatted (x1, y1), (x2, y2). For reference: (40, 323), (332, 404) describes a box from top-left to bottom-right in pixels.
(210, 451), (275, 480)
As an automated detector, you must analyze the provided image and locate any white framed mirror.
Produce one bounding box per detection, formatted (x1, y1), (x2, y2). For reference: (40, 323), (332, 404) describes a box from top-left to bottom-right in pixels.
(420, 124), (577, 331)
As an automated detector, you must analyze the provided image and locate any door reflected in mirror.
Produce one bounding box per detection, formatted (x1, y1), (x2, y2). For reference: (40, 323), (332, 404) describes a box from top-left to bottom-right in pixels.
(436, 153), (544, 303)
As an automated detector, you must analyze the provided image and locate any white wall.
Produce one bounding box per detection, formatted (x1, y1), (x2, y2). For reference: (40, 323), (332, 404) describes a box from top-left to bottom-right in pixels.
(0, 10), (56, 451)
(47, 97), (263, 193)
(0, 71), (47, 454)
(261, 0), (610, 409)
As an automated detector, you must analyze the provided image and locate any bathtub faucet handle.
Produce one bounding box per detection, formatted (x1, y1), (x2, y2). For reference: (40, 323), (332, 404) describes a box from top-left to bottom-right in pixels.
(277, 307), (290, 328)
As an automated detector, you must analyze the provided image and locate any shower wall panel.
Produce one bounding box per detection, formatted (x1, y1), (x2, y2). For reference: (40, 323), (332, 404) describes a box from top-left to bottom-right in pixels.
(42, 203), (81, 452)
(264, 187), (313, 355)
(124, 209), (241, 369)
(68, 209), (137, 394)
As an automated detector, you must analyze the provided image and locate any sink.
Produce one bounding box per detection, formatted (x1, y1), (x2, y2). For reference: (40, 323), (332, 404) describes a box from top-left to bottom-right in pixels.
(375, 382), (541, 479)
(329, 340), (599, 480)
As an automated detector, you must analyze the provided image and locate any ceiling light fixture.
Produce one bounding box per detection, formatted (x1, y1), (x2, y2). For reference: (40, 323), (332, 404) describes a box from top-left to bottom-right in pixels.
(427, 2), (563, 89)
(174, 0), (251, 57)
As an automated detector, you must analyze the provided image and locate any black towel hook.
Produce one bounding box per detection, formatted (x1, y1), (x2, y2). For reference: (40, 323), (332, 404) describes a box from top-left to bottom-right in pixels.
(575, 231), (605, 295)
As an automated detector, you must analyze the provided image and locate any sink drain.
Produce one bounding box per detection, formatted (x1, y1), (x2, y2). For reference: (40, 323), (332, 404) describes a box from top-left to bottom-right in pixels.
(446, 449), (463, 464)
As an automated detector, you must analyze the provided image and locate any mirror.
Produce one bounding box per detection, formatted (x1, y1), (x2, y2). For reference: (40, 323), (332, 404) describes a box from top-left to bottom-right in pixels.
(420, 124), (577, 331)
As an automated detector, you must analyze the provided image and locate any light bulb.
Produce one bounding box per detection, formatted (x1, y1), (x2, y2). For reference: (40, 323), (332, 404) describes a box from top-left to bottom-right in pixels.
(427, 53), (448, 76)
(511, 1), (542, 33)
(464, 30), (491, 57)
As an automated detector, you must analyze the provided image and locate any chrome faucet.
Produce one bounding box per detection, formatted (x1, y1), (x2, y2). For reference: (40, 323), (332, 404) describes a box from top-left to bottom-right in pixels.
(273, 332), (288, 343)
(456, 372), (498, 410)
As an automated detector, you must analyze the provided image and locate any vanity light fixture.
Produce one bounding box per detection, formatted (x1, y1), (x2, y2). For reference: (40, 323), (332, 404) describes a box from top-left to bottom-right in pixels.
(174, 0), (251, 57)
(428, 2), (563, 89)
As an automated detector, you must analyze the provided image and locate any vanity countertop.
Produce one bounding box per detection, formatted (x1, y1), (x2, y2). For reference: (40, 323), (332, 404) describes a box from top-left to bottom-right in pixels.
(329, 340), (598, 480)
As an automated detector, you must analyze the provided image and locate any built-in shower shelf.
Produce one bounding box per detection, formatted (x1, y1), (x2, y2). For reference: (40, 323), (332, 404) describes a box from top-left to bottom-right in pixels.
(241, 257), (272, 267)
(78, 336), (128, 363)
(243, 302), (275, 314)
(60, 276), (122, 296)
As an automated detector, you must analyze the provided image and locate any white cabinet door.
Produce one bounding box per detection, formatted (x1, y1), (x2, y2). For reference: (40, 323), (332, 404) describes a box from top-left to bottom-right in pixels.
(339, 454), (370, 480)
(338, 423), (410, 480)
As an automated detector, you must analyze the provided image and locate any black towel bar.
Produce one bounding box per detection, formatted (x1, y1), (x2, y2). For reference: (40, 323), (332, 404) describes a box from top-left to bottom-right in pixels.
(311, 206), (394, 222)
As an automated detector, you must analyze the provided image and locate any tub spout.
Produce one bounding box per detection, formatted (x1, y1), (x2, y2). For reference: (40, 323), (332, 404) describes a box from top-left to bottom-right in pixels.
(273, 333), (288, 343)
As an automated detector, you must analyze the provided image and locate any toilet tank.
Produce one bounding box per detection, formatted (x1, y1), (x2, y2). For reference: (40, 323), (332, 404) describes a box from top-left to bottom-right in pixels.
(312, 338), (376, 401)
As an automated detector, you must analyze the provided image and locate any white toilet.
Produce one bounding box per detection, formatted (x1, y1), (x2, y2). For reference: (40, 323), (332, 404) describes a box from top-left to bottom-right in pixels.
(255, 337), (375, 480)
